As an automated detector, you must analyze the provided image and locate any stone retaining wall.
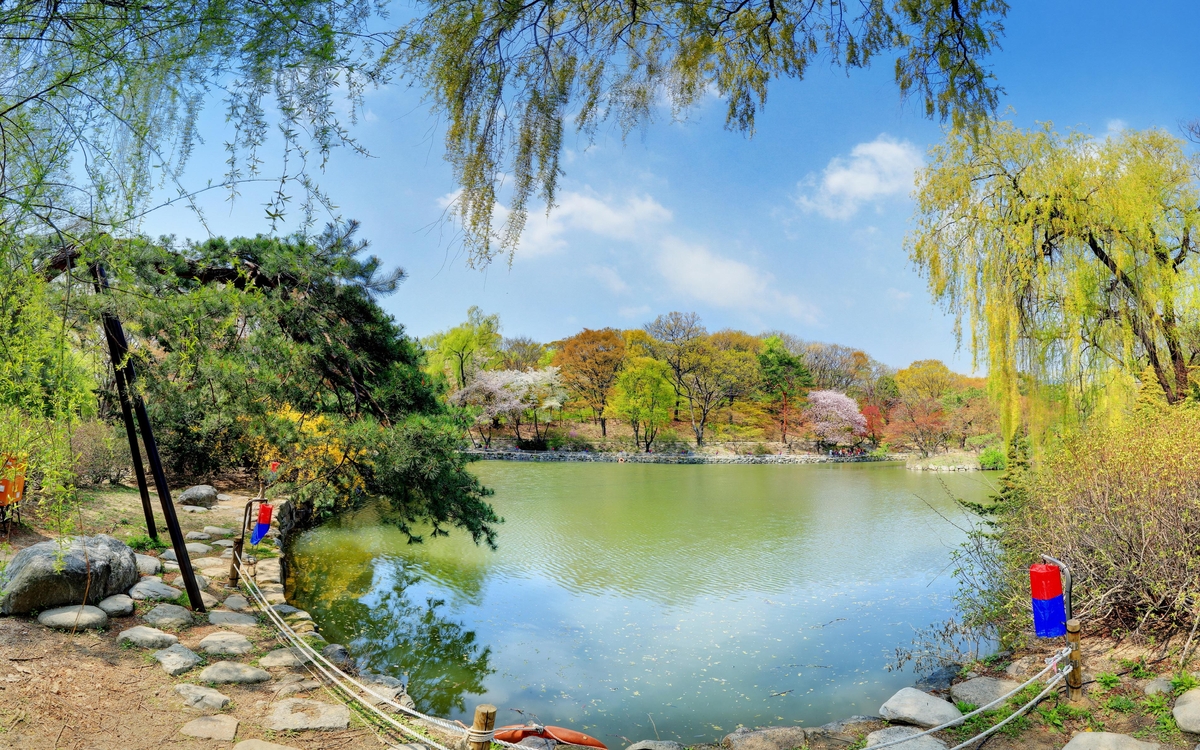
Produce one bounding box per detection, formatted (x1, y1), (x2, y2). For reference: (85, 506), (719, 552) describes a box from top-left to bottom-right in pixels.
(464, 449), (908, 465)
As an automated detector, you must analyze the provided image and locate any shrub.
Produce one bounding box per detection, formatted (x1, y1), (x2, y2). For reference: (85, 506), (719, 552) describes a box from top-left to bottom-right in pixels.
(126, 533), (168, 551)
(978, 445), (1006, 470)
(72, 420), (131, 486)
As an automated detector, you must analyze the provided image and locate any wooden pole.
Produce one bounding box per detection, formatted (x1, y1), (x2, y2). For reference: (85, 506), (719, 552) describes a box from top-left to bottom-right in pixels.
(1066, 618), (1084, 704)
(468, 704), (497, 750)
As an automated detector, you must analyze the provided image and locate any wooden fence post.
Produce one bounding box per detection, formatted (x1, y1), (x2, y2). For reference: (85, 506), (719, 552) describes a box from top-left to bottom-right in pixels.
(469, 704), (497, 750)
(1066, 618), (1085, 704)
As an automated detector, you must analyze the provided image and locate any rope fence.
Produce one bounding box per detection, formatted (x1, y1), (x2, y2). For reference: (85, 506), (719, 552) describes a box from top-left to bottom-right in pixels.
(233, 551), (1075, 750)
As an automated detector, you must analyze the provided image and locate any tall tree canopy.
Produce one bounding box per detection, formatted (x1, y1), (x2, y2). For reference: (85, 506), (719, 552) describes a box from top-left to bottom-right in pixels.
(392, 0), (1009, 266)
(553, 328), (626, 436)
(910, 123), (1200, 430)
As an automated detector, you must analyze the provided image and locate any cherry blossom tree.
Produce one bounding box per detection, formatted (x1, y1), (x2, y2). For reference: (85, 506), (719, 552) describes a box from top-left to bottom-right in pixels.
(806, 390), (867, 448)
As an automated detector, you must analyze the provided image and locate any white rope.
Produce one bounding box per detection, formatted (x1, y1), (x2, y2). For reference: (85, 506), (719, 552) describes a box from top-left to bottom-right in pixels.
(945, 667), (1069, 750)
(866, 652), (1073, 750)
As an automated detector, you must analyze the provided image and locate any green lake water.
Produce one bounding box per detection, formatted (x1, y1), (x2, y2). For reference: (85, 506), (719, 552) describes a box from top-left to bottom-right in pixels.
(288, 460), (992, 744)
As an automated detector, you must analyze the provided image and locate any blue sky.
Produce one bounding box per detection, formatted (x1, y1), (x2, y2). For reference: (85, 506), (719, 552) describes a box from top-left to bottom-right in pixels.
(140, 1), (1200, 371)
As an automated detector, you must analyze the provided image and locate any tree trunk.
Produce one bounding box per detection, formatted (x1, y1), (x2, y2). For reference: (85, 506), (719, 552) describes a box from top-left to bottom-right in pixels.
(600, 417), (607, 437)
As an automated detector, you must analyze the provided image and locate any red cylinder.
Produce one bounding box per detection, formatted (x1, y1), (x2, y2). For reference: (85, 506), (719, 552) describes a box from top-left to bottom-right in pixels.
(257, 503), (273, 525)
(1029, 563), (1063, 600)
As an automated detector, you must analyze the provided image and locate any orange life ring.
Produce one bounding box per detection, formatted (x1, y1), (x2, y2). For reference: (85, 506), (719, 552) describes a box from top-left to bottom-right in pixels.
(494, 724), (607, 749)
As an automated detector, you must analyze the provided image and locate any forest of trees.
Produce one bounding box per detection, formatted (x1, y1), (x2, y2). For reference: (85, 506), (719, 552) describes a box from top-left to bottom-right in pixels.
(425, 308), (998, 455)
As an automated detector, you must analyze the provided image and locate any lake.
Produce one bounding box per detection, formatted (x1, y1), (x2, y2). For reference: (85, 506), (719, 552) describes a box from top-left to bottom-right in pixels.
(287, 460), (992, 744)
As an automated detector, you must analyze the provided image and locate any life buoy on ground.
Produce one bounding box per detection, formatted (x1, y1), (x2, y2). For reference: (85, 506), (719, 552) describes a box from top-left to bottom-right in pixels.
(494, 724), (608, 749)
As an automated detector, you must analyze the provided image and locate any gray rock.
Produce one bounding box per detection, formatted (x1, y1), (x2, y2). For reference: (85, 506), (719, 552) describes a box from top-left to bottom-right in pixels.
(949, 676), (1022, 708)
(213, 539), (235, 548)
(285, 610), (313, 623)
(178, 484), (219, 508)
(181, 505), (208, 513)
(186, 542), (213, 556)
(264, 698), (350, 731)
(0, 535), (138, 614)
(235, 742), (303, 750)
(118, 625), (178, 648)
(276, 679), (322, 697)
(1061, 733), (1161, 750)
(217, 493), (236, 502)
(191, 557), (225, 570)
(816, 717), (877, 735)
(879, 687), (963, 728)
(915, 665), (960, 692)
(865, 726), (946, 749)
(204, 526), (234, 536)
(1144, 677), (1173, 695)
(163, 561), (180, 572)
(180, 714), (239, 740)
(224, 594), (250, 611)
(155, 643), (201, 675)
(185, 531), (211, 540)
(210, 610), (257, 627)
(37, 604), (108, 630)
(175, 683), (232, 711)
(723, 726), (811, 750)
(626, 742), (684, 750)
(162, 549), (177, 561)
(1174, 688), (1200, 733)
(198, 631), (254, 655)
(518, 739), (557, 750)
(200, 660), (271, 684)
(134, 553), (162, 575)
(142, 603), (194, 629)
(322, 643), (354, 669)
(128, 578), (181, 601)
(271, 604), (301, 616)
(98, 593), (134, 616)
(1004, 655), (1038, 677)
(200, 591), (220, 609)
(260, 648), (308, 668)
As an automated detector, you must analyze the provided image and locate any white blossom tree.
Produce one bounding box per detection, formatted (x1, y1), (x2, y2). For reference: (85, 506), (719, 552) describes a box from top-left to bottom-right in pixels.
(450, 370), (523, 448)
(806, 390), (867, 448)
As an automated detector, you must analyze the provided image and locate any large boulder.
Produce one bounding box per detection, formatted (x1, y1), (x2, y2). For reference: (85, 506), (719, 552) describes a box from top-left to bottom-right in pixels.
(1173, 688), (1200, 733)
(879, 687), (963, 728)
(0, 535), (137, 614)
(949, 676), (1022, 708)
(178, 485), (219, 508)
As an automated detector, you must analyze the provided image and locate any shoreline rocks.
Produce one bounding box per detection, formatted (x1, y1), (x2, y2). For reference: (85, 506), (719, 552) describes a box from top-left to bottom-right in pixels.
(463, 449), (904, 465)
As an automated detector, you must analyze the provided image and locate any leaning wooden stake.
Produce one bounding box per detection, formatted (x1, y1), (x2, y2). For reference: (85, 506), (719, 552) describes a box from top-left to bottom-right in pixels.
(469, 704), (497, 750)
(1066, 618), (1084, 704)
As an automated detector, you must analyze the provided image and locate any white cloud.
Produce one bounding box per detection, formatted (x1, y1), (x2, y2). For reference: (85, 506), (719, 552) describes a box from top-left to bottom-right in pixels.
(586, 265), (629, 294)
(1106, 119), (1128, 138)
(796, 135), (923, 219)
(656, 237), (818, 322)
(619, 304), (652, 319)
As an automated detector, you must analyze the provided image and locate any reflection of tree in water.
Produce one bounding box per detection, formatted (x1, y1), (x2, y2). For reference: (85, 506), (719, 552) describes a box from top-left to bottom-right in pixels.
(291, 548), (493, 717)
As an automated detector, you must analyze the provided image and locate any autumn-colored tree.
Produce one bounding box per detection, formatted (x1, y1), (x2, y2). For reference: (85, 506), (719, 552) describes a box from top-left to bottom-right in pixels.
(861, 404), (887, 444)
(553, 328), (626, 436)
(622, 329), (656, 358)
(757, 335), (813, 443)
(895, 359), (959, 402)
(711, 329), (763, 421)
(606, 358), (675, 452)
(886, 399), (950, 456)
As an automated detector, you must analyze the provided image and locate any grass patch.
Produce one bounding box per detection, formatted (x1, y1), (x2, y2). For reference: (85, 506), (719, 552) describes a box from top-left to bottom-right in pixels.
(1095, 672), (1121, 691)
(1171, 671), (1198, 695)
(1104, 695), (1137, 713)
(1119, 658), (1155, 679)
(127, 533), (168, 552)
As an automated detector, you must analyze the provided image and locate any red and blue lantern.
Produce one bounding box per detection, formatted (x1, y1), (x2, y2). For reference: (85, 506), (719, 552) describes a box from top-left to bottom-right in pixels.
(250, 502), (273, 545)
(1030, 563), (1067, 637)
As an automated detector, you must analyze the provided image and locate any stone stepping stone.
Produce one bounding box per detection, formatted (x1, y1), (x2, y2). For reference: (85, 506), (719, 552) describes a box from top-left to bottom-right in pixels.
(865, 726), (945, 749)
(192, 557), (226, 570)
(37, 605), (107, 630)
(949, 676), (1022, 707)
(185, 531), (211, 540)
(275, 674), (321, 697)
(204, 526), (234, 536)
(180, 714), (239, 741)
(175, 683), (231, 710)
(186, 542), (214, 555)
(1174, 688), (1200, 732)
(879, 687), (962, 728)
(221, 550), (234, 559)
(155, 643), (201, 675)
(224, 594), (250, 611)
(199, 660), (271, 684)
(118, 625), (178, 648)
(260, 648), (309, 668)
(198, 631), (254, 656)
(1061, 732), (1161, 749)
(135, 553), (162, 575)
(213, 539), (235, 548)
(235, 741), (301, 750)
(200, 591), (220, 609)
(1144, 677), (1172, 695)
(270, 603), (300, 616)
(210, 610), (257, 627)
(98, 594), (134, 616)
(181, 506), (209, 513)
(143, 603), (194, 629)
(163, 561), (181, 572)
(129, 578), (181, 601)
(264, 698), (350, 731)
(200, 568), (229, 583)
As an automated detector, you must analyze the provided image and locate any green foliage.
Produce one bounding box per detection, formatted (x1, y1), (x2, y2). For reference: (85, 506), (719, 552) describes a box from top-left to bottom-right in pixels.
(606, 357), (675, 452)
(978, 446), (1006, 470)
(1171, 671), (1198, 695)
(757, 336), (813, 443)
(422, 307), (502, 391)
(1104, 695), (1137, 713)
(126, 534), (168, 552)
(1095, 672), (1121, 691)
(1119, 659), (1155, 680)
(72, 420), (132, 486)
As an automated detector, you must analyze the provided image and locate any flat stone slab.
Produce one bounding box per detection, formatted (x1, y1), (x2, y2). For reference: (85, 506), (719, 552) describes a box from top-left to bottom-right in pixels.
(724, 726), (811, 750)
(235, 741), (302, 750)
(98, 593), (134, 616)
(200, 661), (271, 684)
(185, 531), (211, 540)
(1061, 732), (1161, 750)
(271, 604), (300, 616)
(213, 539), (235, 548)
(260, 648), (309, 668)
(142, 603), (194, 629)
(210, 610), (257, 627)
(204, 526), (234, 536)
(118, 625), (178, 648)
(135, 553), (162, 575)
(198, 631), (254, 655)
(224, 594), (250, 611)
(186, 542), (213, 555)
(176, 683), (231, 711)
(191, 557), (226, 570)
(180, 714), (239, 741)
(865, 726), (946, 749)
(200, 591), (220, 609)
(155, 643), (201, 675)
(264, 698), (350, 731)
(1144, 677), (1172, 695)
(38, 604), (108, 630)
(129, 578), (181, 601)
(949, 676), (1022, 707)
(181, 505), (209, 513)
(1173, 688), (1200, 733)
(879, 687), (962, 728)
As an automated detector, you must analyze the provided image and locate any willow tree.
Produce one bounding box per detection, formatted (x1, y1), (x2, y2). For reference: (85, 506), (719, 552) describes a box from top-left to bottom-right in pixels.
(392, 0), (1009, 266)
(909, 123), (1200, 431)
